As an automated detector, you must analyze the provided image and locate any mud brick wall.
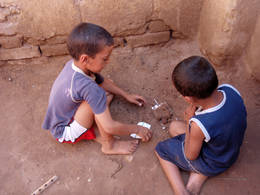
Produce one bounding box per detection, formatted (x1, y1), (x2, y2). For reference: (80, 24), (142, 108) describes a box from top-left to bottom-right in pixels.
(0, 0), (259, 80)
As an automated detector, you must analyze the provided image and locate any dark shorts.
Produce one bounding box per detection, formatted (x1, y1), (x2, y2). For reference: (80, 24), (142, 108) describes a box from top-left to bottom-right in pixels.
(156, 134), (199, 173)
(156, 134), (233, 177)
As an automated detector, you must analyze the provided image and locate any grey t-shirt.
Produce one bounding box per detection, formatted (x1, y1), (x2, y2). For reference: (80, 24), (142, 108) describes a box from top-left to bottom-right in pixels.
(42, 60), (107, 138)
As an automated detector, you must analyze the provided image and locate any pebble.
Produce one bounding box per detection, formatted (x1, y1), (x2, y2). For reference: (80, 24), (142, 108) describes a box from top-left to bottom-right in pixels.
(88, 178), (92, 182)
(77, 177), (80, 181)
(125, 155), (134, 162)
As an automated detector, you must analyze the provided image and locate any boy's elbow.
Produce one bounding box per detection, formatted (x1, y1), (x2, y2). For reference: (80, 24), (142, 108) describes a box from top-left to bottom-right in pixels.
(185, 152), (198, 161)
(186, 155), (197, 161)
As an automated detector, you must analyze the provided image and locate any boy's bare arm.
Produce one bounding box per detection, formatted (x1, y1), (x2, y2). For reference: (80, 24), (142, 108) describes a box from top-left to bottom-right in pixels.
(184, 104), (197, 123)
(184, 122), (204, 160)
(100, 78), (146, 106)
(95, 108), (152, 142)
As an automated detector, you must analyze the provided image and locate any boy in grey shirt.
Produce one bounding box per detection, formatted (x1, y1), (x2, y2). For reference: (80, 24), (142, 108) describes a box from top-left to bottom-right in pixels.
(42, 23), (152, 154)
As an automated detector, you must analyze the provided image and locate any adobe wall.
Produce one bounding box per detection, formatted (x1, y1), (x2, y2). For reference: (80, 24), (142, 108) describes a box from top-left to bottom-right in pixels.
(199, 0), (260, 79)
(0, 0), (259, 80)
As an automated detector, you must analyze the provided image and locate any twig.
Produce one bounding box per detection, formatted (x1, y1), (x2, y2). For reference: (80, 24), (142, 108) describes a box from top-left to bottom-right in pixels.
(31, 175), (58, 195)
(110, 159), (123, 178)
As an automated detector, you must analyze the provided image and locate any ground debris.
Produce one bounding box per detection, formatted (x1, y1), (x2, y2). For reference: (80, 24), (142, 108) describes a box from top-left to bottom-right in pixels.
(31, 175), (58, 195)
(152, 100), (173, 124)
(109, 158), (123, 179)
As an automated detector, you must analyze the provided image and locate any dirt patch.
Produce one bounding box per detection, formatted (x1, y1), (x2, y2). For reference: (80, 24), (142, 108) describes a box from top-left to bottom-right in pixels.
(0, 39), (259, 195)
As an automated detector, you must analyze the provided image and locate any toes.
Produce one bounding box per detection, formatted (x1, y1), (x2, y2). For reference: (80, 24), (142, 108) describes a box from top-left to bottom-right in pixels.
(130, 140), (139, 147)
(133, 140), (139, 144)
(129, 141), (139, 152)
(129, 145), (138, 152)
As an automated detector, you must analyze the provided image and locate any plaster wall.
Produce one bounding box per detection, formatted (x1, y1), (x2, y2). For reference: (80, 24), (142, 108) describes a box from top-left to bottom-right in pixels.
(245, 14), (260, 80)
(0, 0), (259, 80)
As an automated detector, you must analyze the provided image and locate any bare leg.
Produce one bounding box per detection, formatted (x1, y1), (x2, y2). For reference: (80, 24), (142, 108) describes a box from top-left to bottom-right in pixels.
(75, 93), (139, 155)
(105, 91), (114, 106)
(169, 120), (187, 137)
(186, 172), (207, 195)
(94, 120), (139, 154)
(155, 152), (190, 195)
(160, 121), (206, 194)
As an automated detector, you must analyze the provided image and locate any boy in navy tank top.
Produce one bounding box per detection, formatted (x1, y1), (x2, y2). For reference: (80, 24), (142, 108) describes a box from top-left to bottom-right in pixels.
(155, 56), (247, 195)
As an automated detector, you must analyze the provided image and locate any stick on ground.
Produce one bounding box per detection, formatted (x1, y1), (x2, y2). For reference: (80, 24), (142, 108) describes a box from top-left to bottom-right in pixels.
(31, 175), (58, 195)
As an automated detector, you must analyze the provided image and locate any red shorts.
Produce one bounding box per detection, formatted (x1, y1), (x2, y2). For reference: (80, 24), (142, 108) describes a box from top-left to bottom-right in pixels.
(57, 126), (96, 144)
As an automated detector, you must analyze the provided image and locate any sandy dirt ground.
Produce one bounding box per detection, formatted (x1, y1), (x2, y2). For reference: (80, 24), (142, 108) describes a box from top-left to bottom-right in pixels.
(0, 39), (260, 195)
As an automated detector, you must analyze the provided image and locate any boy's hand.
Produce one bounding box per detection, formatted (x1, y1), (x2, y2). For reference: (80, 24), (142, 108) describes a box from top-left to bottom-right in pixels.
(136, 126), (152, 142)
(126, 94), (146, 107)
(184, 105), (197, 122)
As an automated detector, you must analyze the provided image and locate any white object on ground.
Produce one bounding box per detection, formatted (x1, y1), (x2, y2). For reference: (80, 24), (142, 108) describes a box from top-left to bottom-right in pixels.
(130, 122), (151, 139)
(31, 175), (58, 195)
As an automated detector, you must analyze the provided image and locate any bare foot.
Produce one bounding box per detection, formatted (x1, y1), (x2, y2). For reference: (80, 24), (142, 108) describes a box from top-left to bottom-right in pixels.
(101, 139), (139, 155)
(106, 92), (114, 106)
(186, 172), (207, 195)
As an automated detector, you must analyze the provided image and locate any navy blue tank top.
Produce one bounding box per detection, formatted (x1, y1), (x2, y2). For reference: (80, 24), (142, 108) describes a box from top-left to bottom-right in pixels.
(189, 84), (247, 176)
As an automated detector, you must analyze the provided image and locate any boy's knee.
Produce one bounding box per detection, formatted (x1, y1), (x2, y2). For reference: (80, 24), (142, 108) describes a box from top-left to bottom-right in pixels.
(168, 121), (178, 136)
(169, 121), (178, 130)
(169, 120), (186, 137)
(74, 101), (94, 128)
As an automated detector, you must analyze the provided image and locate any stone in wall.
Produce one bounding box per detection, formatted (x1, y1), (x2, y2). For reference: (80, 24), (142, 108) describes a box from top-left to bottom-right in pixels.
(26, 36), (67, 46)
(0, 45), (40, 60)
(40, 44), (68, 57)
(126, 31), (170, 48)
(25, 38), (47, 46)
(154, 0), (203, 37)
(148, 20), (170, 33)
(199, 0), (260, 66)
(0, 35), (23, 49)
(245, 15), (260, 81)
(79, 0), (153, 37)
(46, 36), (68, 45)
(0, 22), (17, 36)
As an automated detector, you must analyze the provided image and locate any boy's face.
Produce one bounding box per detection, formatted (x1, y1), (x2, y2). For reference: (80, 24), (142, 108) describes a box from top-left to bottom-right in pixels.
(87, 45), (113, 73)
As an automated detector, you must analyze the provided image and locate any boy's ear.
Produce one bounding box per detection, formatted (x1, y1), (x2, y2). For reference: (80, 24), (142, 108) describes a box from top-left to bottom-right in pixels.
(184, 96), (194, 104)
(79, 54), (89, 64)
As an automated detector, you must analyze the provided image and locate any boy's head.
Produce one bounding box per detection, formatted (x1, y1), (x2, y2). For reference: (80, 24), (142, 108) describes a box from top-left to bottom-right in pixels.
(172, 56), (218, 99)
(67, 22), (114, 60)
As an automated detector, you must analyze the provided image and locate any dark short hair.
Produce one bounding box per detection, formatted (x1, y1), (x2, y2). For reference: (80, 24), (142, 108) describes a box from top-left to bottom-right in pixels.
(67, 22), (114, 60)
(172, 56), (218, 99)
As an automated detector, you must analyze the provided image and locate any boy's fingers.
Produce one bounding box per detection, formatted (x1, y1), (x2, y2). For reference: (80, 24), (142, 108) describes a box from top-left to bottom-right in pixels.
(135, 95), (146, 104)
(139, 96), (146, 101)
(142, 136), (148, 142)
(137, 100), (143, 107)
(138, 127), (152, 142)
(142, 132), (152, 142)
(136, 98), (145, 106)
